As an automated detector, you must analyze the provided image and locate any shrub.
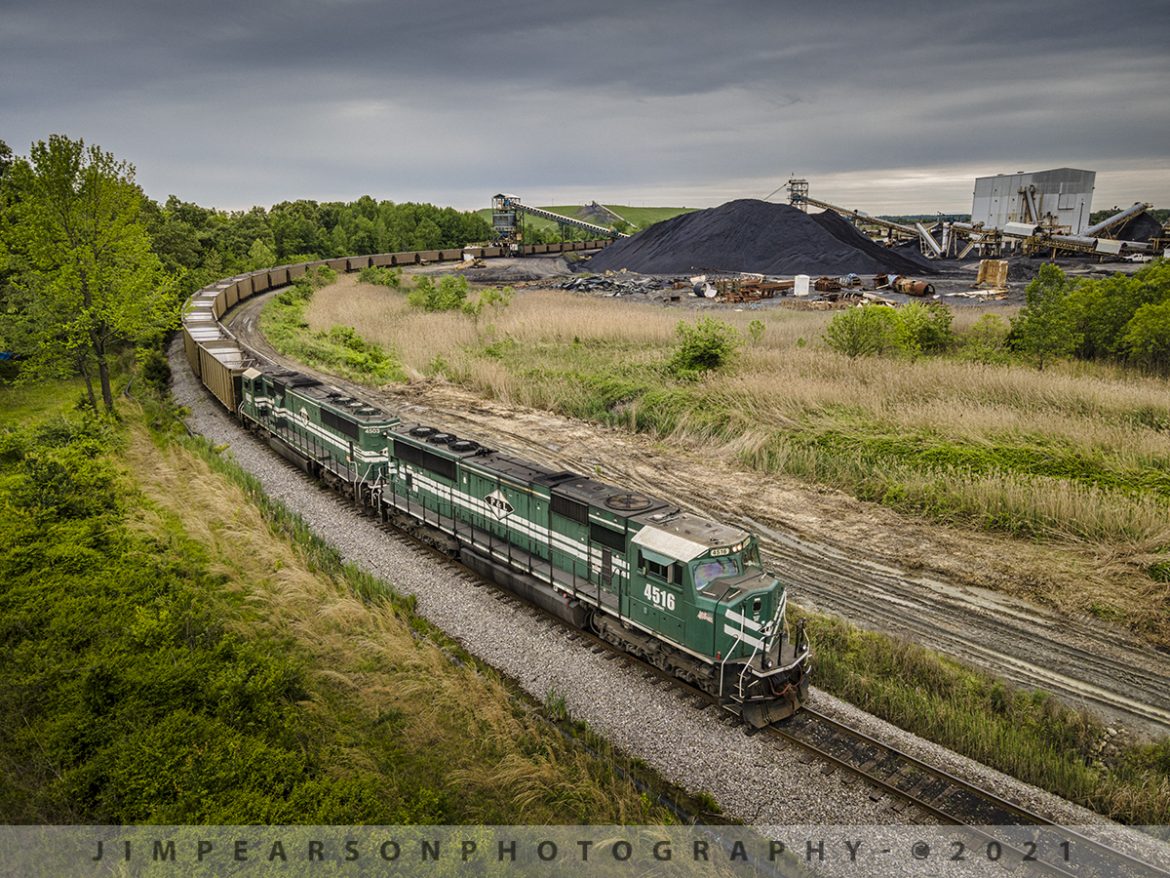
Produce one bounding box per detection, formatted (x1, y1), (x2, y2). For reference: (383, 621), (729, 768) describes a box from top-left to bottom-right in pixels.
(358, 266), (402, 289)
(462, 285), (514, 323)
(747, 319), (765, 345)
(823, 305), (899, 359)
(668, 317), (740, 378)
(407, 275), (470, 312)
(895, 302), (954, 358)
(137, 348), (172, 395)
(961, 313), (1012, 364)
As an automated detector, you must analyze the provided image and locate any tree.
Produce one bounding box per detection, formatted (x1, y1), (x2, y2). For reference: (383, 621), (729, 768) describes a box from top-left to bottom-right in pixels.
(1122, 300), (1170, 374)
(247, 237), (276, 270)
(1010, 264), (1081, 369)
(8, 136), (173, 413)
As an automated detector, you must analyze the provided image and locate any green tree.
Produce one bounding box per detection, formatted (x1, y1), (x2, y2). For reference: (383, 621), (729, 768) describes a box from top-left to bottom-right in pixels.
(1010, 264), (1081, 369)
(1066, 260), (1170, 361)
(0, 139), (12, 180)
(823, 305), (899, 359)
(8, 136), (173, 413)
(247, 237), (277, 271)
(1122, 300), (1170, 374)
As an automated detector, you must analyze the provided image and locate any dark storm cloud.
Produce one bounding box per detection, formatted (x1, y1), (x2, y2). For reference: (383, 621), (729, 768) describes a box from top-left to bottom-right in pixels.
(2, 0), (1167, 210)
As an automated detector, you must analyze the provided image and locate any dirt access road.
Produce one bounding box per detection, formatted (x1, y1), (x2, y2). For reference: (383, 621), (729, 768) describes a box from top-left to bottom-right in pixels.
(227, 292), (1170, 739)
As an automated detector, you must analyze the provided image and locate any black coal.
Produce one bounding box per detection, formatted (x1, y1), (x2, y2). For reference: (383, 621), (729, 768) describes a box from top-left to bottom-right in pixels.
(586, 199), (936, 276)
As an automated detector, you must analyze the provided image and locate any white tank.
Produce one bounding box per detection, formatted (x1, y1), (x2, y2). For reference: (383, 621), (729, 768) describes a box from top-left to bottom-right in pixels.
(794, 274), (811, 297)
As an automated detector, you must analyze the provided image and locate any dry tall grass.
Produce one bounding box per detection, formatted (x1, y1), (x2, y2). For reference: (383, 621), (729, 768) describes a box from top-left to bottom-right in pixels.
(123, 421), (665, 823)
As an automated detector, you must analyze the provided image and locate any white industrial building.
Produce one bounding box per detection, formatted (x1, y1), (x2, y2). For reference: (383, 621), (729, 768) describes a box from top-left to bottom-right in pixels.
(971, 168), (1095, 235)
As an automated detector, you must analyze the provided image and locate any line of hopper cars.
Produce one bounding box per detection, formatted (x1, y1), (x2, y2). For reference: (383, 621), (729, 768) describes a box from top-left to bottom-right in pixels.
(181, 243), (811, 727)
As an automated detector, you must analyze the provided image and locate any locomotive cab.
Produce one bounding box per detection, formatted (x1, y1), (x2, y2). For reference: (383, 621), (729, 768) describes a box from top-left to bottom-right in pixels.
(629, 514), (811, 727)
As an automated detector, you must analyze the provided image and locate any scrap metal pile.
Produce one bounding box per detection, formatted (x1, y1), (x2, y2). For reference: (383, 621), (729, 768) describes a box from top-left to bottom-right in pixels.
(557, 274), (676, 295)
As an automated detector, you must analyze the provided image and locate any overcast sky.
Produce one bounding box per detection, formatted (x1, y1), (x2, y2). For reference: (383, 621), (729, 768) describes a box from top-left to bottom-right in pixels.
(3, 0), (1168, 215)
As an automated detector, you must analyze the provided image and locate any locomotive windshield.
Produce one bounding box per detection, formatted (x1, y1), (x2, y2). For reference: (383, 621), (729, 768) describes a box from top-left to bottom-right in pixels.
(693, 556), (741, 590)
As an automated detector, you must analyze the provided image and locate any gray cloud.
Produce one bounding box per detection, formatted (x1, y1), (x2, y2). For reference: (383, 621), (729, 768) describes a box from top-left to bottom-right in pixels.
(2, 0), (1167, 211)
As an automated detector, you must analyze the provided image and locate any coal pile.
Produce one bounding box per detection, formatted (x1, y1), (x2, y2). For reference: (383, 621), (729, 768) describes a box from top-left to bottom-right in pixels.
(586, 199), (936, 276)
(1116, 212), (1163, 243)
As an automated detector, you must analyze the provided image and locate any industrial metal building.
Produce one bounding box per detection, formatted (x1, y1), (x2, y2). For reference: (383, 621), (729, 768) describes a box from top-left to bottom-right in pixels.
(971, 168), (1096, 235)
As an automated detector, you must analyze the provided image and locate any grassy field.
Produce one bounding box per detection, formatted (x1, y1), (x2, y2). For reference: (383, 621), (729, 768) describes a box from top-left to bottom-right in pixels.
(0, 376), (683, 824)
(285, 275), (1170, 823)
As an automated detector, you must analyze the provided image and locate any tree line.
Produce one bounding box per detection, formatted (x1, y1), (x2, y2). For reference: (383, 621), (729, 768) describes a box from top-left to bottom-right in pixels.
(0, 135), (494, 413)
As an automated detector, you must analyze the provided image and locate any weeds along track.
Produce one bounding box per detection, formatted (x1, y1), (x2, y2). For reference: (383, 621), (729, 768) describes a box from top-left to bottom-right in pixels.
(223, 287), (1170, 739)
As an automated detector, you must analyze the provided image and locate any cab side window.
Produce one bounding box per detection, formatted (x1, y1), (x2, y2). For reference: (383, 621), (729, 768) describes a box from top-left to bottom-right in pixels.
(639, 551), (683, 585)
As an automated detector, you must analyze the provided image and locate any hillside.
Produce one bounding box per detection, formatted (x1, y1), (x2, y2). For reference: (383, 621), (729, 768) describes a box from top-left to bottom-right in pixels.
(475, 204), (694, 234)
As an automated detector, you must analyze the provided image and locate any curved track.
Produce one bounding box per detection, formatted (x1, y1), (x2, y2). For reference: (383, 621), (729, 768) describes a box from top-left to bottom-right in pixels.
(225, 285), (1170, 739)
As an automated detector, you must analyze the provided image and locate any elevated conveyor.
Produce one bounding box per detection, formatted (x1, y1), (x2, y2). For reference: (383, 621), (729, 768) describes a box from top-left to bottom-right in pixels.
(494, 194), (629, 239)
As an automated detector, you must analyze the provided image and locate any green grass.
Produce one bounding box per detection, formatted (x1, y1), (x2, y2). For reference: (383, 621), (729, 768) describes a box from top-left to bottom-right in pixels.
(800, 608), (1170, 825)
(604, 205), (696, 229)
(0, 377), (87, 427)
(463, 336), (1170, 549)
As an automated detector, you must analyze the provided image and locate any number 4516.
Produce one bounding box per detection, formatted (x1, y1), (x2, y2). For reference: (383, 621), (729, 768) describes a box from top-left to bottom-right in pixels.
(643, 584), (676, 611)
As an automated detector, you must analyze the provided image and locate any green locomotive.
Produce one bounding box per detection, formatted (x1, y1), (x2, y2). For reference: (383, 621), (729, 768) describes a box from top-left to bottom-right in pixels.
(239, 366), (810, 726)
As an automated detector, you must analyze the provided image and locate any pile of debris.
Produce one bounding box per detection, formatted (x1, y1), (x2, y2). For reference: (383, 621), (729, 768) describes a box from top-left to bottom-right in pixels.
(584, 199), (937, 276)
(557, 274), (676, 295)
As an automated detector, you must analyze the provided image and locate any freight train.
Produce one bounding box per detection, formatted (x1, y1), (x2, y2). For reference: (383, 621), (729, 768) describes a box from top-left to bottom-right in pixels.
(181, 245), (811, 726)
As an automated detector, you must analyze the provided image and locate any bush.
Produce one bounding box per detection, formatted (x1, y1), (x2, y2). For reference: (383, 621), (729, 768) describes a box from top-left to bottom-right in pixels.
(137, 348), (171, 395)
(358, 266), (402, 289)
(407, 275), (469, 312)
(668, 317), (740, 378)
(960, 313), (1012, 364)
(895, 302), (954, 358)
(823, 306), (899, 359)
(462, 285), (514, 323)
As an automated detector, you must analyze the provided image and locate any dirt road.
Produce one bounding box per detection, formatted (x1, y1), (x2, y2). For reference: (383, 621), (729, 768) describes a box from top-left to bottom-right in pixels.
(227, 293), (1170, 738)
